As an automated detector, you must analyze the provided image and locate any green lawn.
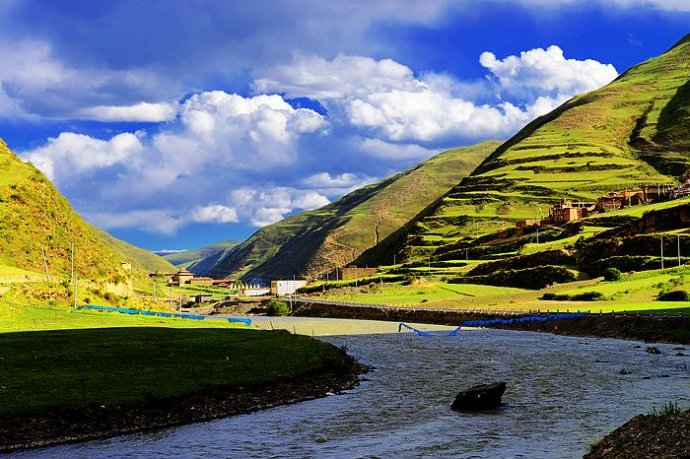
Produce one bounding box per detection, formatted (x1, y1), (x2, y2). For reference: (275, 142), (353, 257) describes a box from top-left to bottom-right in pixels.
(0, 327), (346, 416)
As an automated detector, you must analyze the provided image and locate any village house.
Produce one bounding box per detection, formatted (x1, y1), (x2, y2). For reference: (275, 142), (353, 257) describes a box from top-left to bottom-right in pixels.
(170, 268), (194, 286)
(547, 200), (596, 224)
(596, 189), (646, 212)
(120, 261), (132, 271)
(270, 279), (308, 296)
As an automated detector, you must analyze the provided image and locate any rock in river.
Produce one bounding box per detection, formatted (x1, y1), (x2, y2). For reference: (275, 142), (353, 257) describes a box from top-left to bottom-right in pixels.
(451, 381), (507, 412)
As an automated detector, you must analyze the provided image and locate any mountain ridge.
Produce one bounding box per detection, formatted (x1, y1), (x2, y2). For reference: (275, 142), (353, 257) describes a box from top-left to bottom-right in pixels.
(189, 141), (499, 281)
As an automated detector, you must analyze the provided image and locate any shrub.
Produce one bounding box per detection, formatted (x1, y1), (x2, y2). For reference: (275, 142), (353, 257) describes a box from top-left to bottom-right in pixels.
(266, 299), (290, 316)
(571, 291), (604, 301)
(453, 266), (576, 290)
(540, 291), (604, 301)
(103, 291), (118, 303)
(657, 290), (690, 301)
(603, 268), (622, 282)
(650, 401), (684, 417)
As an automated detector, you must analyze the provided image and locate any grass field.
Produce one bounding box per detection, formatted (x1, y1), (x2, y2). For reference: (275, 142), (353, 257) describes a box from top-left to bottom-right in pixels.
(0, 327), (345, 416)
(321, 265), (690, 314)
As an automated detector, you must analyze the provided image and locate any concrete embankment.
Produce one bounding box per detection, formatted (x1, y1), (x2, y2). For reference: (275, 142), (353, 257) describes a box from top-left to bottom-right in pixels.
(293, 300), (690, 344)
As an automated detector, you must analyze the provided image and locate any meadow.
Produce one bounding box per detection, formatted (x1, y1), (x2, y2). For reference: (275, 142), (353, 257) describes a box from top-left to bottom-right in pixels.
(0, 327), (345, 417)
(321, 265), (690, 314)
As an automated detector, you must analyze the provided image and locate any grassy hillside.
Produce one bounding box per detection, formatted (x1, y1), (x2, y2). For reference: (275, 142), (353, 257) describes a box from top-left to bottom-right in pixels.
(0, 138), (166, 280)
(382, 34), (690, 260)
(191, 141), (499, 281)
(162, 240), (238, 268)
(93, 226), (175, 273)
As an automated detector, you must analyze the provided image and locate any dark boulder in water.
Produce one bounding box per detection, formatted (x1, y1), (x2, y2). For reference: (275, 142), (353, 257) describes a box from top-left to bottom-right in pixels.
(451, 381), (506, 412)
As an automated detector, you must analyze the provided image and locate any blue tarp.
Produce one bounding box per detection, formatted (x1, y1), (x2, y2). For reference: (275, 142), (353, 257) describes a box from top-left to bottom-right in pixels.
(228, 317), (252, 326)
(76, 304), (243, 324)
(398, 312), (589, 337)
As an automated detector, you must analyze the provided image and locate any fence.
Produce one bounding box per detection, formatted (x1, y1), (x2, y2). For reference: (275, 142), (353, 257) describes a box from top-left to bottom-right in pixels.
(294, 297), (687, 319)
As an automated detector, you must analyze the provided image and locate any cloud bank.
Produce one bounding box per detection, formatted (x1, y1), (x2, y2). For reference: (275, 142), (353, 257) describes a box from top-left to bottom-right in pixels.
(21, 45), (617, 234)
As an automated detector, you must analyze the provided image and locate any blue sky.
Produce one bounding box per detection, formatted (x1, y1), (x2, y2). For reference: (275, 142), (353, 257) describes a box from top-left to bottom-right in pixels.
(1, 0), (689, 251)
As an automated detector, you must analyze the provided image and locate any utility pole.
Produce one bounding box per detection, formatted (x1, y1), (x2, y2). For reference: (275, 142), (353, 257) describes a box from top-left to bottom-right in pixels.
(465, 248), (469, 261)
(661, 235), (664, 270)
(70, 240), (74, 284)
(536, 226), (539, 244)
(380, 276), (384, 305)
(73, 276), (78, 310)
(168, 286), (172, 309)
(40, 248), (51, 282)
(679, 234), (682, 267)
(153, 280), (157, 302)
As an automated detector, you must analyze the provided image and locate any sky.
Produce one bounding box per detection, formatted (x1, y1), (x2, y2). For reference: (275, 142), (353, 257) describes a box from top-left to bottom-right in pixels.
(1, 0), (690, 251)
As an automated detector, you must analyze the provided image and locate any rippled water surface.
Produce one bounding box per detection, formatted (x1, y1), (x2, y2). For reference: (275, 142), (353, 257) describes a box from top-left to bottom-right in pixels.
(15, 326), (690, 458)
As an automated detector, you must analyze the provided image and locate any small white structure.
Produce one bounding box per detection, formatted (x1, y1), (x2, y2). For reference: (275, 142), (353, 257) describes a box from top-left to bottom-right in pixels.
(271, 280), (307, 296)
(242, 287), (270, 297)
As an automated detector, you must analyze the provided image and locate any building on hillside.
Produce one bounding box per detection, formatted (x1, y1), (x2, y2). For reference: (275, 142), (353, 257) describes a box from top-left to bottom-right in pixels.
(340, 266), (378, 280)
(171, 268), (194, 286)
(120, 261), (132, 271)
(212, 279), (236, 288)
(641, 184), (676, 202)
(547, 200), (596, 224)
(271, 279), (308, 296)
(596, 189), (646, 212)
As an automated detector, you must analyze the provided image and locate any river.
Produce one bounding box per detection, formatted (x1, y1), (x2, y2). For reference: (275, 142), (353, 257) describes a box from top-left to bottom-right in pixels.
(12, 318), (690, 458)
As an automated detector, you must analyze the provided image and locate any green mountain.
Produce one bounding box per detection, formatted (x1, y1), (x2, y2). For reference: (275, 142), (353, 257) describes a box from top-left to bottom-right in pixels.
(93, 227), (175, 273)
(0, 139), (174, 279)
(366, 34), (690, 262)
(190, 141), (499, 281)
(161, 240), (239, 268)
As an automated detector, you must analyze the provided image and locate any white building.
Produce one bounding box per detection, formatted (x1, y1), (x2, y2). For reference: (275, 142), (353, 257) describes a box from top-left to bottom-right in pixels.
(271, 280), (307, 296)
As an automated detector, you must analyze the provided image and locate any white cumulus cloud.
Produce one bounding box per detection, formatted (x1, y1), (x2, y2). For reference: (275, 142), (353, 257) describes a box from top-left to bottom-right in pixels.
(479, 45), (618, 97)
(228, 187), (330, 227)
(20, 91), (329, 233)
(190, 204), (239, 224)
(255, 49), (617, 144)
(77, 102), (179, 122)
(24, 131), (144, 182)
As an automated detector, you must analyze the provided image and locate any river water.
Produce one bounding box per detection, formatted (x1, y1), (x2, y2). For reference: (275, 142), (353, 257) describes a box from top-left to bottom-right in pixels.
(13, 321), (690, 458)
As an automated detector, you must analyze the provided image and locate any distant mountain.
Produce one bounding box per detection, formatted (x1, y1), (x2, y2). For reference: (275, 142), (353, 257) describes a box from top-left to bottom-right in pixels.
(160, 240), (239, 269)
(0, 139), (174, 278)
(360, 33), (690, 264)
(190, 141), (499, 281)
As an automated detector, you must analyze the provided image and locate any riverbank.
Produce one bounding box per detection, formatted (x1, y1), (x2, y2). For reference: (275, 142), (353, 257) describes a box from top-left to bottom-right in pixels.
(0, 327), (364, 452)
(585, 408), (690, 458)
(293, 300), (690, 344)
